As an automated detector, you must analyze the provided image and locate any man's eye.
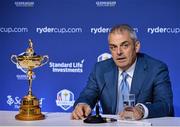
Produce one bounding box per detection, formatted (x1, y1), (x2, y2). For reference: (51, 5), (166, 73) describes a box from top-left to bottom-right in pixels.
(122, 44), (129, 48)
(110, 46), (116, 50)
(109, 46), (114, 49)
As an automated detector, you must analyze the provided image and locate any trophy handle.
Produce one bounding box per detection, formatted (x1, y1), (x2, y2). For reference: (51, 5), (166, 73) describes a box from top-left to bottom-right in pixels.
(40, 55), (49, 67)
(11, 55), (18, 64)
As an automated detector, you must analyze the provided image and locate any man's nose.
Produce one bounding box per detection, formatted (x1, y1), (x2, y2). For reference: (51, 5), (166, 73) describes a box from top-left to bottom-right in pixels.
(117, 46), (123, 55)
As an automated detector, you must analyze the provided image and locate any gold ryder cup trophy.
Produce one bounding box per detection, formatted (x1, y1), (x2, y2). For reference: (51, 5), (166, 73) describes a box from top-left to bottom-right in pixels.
(11, 39), (49, 120)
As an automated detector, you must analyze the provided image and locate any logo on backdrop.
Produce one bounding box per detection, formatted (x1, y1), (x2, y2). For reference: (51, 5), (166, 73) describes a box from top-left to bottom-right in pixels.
(49, 59), (84, 73)
(14, 1), (34, 8)
(90, 27), (138, 34)
(147, 26), (180, 34)
(36, 26), (83, 34)
(6, 95), (45, 109)
(90, 27), (111, 34)
(56, 89), (75, 111)
(96, 1), (117, 7)
(0, 27), (28, 33)
(97, 53), (112, 62)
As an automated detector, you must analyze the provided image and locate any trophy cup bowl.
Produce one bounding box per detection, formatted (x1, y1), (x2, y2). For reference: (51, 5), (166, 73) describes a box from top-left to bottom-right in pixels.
(12, 55), (49, 70)
(11, 39), (49, 120)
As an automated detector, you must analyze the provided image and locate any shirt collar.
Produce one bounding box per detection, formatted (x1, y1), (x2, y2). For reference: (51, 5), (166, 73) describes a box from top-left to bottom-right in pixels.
(118, 59), (137, 78)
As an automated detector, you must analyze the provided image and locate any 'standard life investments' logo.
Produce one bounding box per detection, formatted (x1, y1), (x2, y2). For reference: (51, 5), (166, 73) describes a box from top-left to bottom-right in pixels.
(49, 59), (84, 73)
(56, 89), (75, 111)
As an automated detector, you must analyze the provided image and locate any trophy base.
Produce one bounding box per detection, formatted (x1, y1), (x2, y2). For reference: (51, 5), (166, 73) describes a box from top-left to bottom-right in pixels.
(15, 113), (45, 121)
(15, 94), (45, 121)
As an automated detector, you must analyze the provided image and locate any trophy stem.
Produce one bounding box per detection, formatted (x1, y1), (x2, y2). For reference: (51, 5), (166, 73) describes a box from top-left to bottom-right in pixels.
(27, 70), (33, 96)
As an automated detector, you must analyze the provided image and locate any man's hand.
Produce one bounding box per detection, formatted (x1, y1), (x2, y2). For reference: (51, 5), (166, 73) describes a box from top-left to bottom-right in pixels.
(119, 106), (144, 120)
(71, 103), (91, 120)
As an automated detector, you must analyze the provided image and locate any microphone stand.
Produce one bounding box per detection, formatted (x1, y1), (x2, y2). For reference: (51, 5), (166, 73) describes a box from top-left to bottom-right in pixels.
(83, 83), (117, 123)
(83, 102), (106, 123)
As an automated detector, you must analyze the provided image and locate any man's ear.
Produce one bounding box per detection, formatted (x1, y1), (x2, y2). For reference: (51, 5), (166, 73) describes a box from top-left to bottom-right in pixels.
(135, 41), (140, 53)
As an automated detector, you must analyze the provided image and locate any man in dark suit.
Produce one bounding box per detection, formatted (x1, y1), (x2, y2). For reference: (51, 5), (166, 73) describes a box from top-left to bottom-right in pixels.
(71, 24), (174, 120)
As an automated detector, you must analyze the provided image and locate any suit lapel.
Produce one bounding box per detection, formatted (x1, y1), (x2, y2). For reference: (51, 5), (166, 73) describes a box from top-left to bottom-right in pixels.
(104, 62), (118, 113)
(130, 54), (148, 100)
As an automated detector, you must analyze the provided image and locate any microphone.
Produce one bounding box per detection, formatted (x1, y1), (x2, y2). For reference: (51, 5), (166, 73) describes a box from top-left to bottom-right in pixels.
(83, 83), (117, 123)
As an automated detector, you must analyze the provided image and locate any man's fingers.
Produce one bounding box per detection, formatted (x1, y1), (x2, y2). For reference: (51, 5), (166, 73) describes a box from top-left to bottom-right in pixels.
(76, 106), (84, 117)
(119, 111), (125, 119)
(119, 107), (143, 120)
(71, 105), (84, 119)
(75, 106), (85, 119)
(71, 111), (79, 120)
(71, 104), (91, 120)
(84, 105), (91, 117)
(133, 107), (143, 120)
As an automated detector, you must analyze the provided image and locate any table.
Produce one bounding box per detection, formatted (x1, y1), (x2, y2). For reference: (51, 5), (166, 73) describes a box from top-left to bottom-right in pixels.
(0, 111), (180, 126)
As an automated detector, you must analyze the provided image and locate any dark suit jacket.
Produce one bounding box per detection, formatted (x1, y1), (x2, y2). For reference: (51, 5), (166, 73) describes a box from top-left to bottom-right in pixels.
(74, 53), (174, 118)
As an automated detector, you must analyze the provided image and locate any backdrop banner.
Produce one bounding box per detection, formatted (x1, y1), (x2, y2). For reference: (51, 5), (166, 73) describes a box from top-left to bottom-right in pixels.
(0, 0), (180, 116)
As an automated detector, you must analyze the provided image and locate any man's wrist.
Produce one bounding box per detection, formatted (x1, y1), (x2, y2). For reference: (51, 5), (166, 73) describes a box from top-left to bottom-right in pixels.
(136, 104), (145, 118)
(136, 103), (149, 118)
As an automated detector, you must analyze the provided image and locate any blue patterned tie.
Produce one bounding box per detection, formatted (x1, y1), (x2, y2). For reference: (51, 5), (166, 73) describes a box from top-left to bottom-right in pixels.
(121, 72), (129, 95)
(116, 71), (129, 113)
